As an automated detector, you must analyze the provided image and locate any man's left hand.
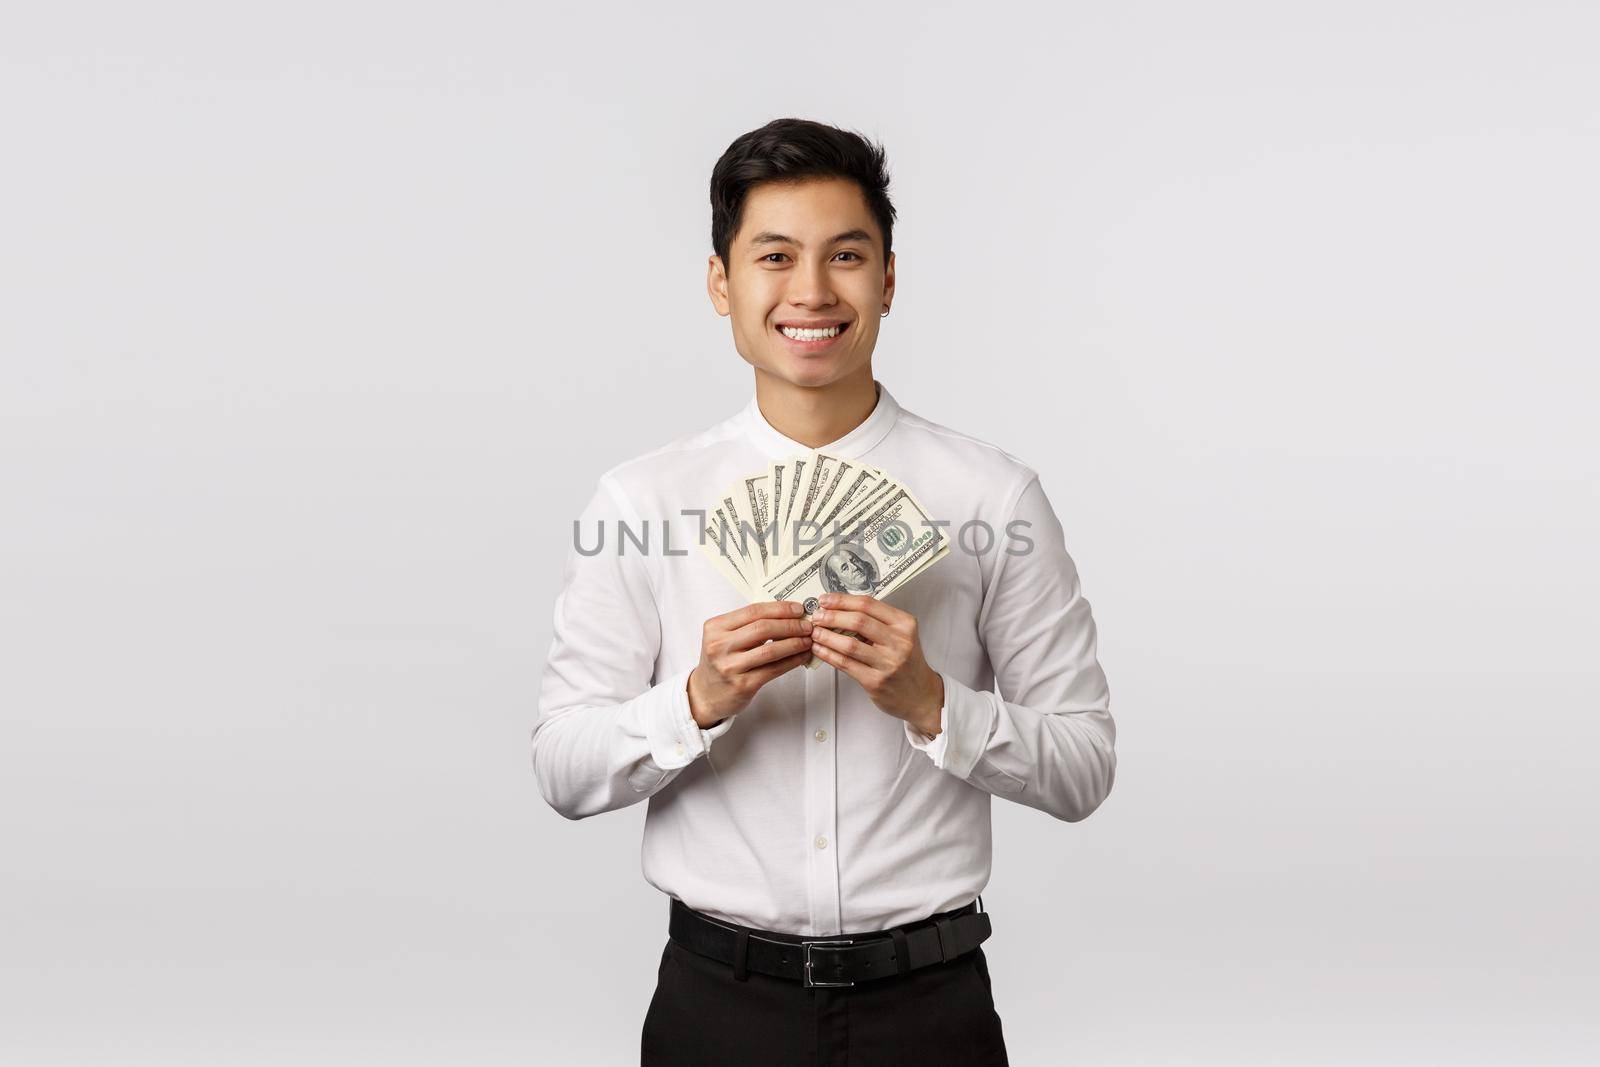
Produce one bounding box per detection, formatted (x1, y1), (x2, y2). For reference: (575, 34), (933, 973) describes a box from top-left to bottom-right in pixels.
(809, 593), (944, 737)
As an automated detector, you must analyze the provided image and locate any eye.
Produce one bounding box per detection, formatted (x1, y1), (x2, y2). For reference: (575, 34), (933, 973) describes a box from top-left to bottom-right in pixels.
(761, 252), (789, 264)
(835, 251), (861, 262)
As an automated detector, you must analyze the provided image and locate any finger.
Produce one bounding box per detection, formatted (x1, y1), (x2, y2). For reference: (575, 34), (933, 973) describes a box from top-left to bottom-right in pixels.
(811, 640), (880, 686)
(725, 615), (813, 652)
(715, 600), (805, 631)
(810, 624), (889, 669)
(809, 608), (893, 646)
(817, 593), (908, 628)
(741, 646), (814, 687)
(729, 636), (813, 673)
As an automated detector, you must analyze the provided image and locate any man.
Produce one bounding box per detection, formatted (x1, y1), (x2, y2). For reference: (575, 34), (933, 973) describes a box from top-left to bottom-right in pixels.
(822, 543), (879, 595)
(532, 117), (1117, 1066)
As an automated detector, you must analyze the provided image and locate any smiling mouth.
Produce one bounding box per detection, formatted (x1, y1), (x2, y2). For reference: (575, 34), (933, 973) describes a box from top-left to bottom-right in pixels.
(776, 321), (851, 342)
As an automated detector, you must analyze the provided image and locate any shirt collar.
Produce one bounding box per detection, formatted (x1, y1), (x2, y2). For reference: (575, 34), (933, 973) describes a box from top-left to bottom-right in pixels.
(740, 379), (901, 460)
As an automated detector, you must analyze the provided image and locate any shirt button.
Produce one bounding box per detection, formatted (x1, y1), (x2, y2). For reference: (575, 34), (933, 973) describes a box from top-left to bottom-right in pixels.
(814, 835), (828, 850)
(674, 741), (686, 757)
(814, 729), (827, 742)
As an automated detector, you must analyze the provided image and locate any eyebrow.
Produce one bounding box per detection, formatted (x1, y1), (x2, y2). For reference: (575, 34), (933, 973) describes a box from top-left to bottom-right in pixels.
(748, 228), (874, 249)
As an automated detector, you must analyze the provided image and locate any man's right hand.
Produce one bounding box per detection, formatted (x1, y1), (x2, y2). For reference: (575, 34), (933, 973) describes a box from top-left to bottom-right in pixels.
(687, 601), (814, 728)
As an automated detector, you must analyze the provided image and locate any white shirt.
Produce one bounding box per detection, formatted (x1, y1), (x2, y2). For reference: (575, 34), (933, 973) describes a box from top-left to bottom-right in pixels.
(532, 381), (1117, 936)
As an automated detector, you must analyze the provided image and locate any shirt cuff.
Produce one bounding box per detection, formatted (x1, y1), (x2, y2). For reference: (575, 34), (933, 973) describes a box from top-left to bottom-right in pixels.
(903, 672), (997, 781)
(647, 667), (738, 770)
(904, 701), (950, 766)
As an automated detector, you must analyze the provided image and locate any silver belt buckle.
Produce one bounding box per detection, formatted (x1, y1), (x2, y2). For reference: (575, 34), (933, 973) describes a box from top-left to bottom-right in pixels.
(802, 939), (855, 987)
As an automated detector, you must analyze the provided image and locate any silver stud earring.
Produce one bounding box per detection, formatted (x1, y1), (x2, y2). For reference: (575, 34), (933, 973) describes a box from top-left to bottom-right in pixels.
(880, 306), (890, 317)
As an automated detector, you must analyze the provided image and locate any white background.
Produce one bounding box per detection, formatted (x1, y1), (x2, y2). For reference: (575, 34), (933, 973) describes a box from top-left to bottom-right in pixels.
(3, 2), (1596, 1063)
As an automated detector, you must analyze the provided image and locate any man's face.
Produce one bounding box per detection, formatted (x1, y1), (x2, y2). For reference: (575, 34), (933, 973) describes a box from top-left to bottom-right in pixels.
(832, 547), (870, 598)
(708, 177), (895, 390)
(837, 549), (871, 591)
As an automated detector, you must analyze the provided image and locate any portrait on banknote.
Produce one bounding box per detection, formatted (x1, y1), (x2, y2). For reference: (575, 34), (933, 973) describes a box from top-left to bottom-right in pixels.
(821, 543), (879, 594)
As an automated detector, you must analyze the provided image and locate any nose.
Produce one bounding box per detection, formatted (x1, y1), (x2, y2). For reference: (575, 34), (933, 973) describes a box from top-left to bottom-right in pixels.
(787, 258), (836, 309)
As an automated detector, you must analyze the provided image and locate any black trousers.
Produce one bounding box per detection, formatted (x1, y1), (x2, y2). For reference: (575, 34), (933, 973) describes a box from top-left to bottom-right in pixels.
(640, 921), (1009, 1065)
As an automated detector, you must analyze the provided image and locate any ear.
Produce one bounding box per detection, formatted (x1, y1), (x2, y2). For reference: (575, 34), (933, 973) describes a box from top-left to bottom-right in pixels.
(882, 251), (896, 310)
(707, 254), (731, 316)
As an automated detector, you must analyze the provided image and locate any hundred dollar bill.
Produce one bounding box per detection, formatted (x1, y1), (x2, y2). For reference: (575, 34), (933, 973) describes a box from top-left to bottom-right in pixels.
(794, 453), (840, 531)
(785, 473), (895, 563)
(696, 505), (757, 599)
(777, 456), (808, 541)
(772, 453), (882, 570)
(718, 488), (769, 581)
(761, 483), (950, 668)
(816, 467), (887, 530)
(740, 472), (773, 576)
(767, 458), (788, 570)
(804, 456), (857, 530)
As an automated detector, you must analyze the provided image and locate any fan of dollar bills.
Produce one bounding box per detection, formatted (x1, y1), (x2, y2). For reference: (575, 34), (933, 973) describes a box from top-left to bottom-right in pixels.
(697, 450), (950, 669)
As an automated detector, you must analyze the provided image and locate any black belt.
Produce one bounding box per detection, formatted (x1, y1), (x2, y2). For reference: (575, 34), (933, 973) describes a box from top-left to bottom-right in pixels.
(667, 896), (992, 988)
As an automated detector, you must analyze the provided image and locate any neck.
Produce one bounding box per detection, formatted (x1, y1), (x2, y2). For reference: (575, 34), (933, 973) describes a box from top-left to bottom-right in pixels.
(753, 365), (879, 449)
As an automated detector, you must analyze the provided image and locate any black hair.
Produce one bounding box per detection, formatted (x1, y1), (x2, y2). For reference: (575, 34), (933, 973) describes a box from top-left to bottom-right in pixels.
(710, 117), (896, 270)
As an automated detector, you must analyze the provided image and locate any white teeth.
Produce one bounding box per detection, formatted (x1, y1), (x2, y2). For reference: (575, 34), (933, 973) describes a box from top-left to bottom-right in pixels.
(779, 324), (843, 340)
